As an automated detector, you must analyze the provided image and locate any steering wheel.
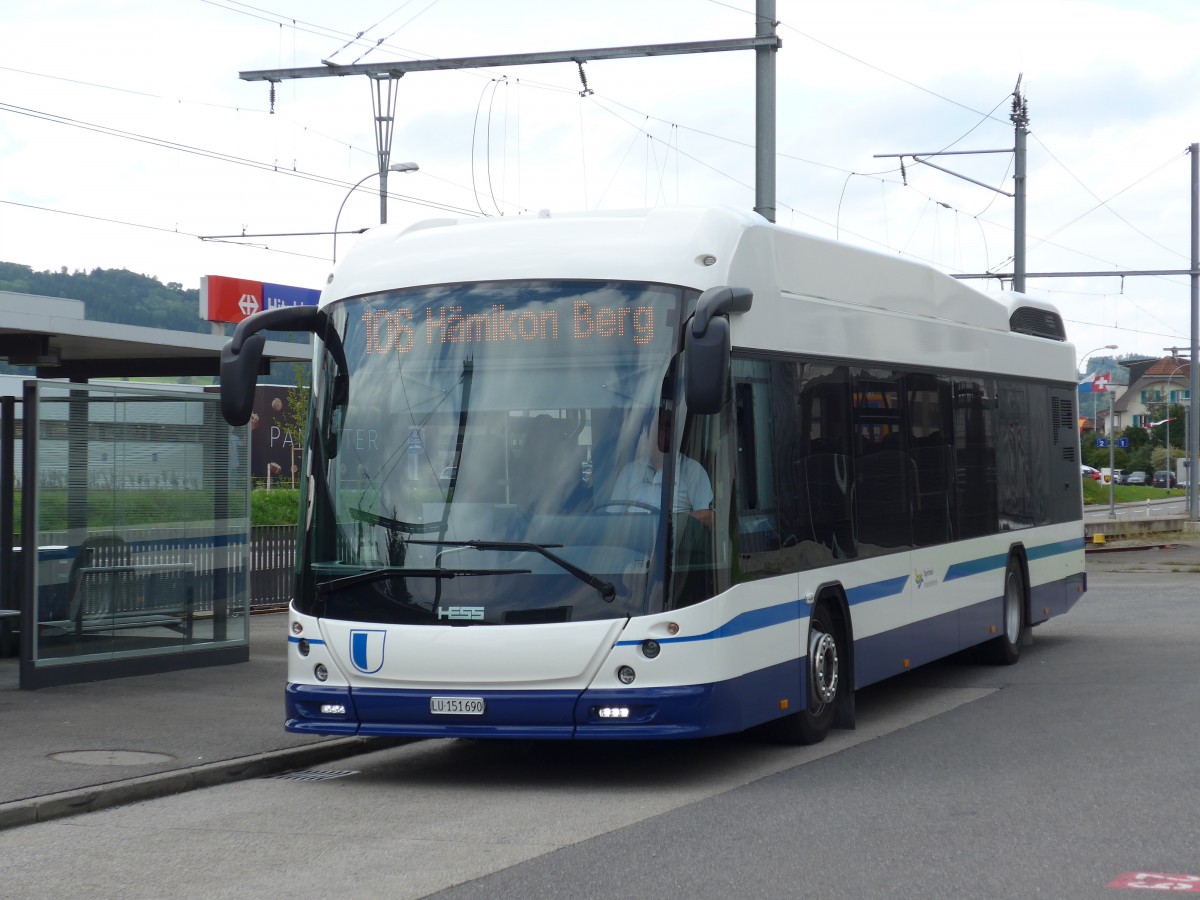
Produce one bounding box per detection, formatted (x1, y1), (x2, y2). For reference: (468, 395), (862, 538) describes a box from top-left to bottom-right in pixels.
(591, 500), (660, 514)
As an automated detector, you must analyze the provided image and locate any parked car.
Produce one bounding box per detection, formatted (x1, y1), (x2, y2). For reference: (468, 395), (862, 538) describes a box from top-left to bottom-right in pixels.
(1122, 471), (1150, 486)
(1081, 465), (1102, 480)
(1153, 470), (1177, 488)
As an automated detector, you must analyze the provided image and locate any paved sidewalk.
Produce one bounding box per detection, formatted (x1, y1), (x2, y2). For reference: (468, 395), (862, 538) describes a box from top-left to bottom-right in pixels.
(0, 612), (393, 830)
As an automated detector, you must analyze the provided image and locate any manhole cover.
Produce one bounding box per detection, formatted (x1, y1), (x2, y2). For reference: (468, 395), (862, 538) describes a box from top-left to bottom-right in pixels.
(49, 750), (177, 766)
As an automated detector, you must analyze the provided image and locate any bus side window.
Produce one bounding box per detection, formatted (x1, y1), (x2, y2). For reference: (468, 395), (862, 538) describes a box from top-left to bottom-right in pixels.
(953, 377), (998, 538)
(731, 359), (781, 582)
(795, 364), (855, 562)
(907, 374), (956, 547)
(851, 371), (912, 554)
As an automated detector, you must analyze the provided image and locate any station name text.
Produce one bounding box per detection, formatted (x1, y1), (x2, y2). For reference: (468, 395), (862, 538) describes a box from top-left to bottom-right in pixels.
(361, 301), (654, 354)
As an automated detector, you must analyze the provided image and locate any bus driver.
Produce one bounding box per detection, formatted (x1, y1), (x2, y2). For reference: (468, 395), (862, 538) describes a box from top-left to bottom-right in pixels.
(609, 409), (713, 526)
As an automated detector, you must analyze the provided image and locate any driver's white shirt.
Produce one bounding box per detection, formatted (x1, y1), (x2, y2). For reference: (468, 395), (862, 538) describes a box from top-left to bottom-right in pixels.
(609, 454), (713, 514)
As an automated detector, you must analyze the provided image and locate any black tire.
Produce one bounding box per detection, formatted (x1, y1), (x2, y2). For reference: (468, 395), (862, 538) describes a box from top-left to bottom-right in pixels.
(986, 557), (1026, 666)
(764, 599), (843, 745)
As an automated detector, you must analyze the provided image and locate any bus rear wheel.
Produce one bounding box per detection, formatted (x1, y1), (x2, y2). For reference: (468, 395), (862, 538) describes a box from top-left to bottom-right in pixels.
(765, 599), (842, 745)
(986, 557), (1026, 666)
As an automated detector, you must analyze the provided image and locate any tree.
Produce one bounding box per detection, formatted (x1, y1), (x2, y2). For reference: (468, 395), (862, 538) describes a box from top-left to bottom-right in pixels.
(276, 362), (311, 450)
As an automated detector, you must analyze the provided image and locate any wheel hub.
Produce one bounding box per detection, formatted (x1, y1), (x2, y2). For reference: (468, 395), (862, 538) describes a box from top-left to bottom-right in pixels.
(809, 629), (839, 705)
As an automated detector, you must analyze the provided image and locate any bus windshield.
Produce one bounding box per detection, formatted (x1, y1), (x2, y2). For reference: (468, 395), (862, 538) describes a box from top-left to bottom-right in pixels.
(298, 280), (691, 625)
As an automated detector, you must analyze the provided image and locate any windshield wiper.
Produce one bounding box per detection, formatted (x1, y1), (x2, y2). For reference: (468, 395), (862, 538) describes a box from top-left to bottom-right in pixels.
(316, 566), (531, 596)
(405, 539), (617, 602)
(349, 507), (448, 534)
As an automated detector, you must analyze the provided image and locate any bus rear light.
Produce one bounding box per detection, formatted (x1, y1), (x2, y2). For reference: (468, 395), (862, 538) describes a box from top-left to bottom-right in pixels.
(320, 704), (346, 715)
(597, 707), (630, 718)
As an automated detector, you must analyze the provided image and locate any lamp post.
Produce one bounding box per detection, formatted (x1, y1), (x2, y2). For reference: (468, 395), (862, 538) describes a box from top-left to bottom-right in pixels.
(332, 161), (419, 263)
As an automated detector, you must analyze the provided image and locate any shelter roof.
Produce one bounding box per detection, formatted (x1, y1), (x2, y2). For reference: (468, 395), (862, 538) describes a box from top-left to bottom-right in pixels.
(0, 291), (308, 380)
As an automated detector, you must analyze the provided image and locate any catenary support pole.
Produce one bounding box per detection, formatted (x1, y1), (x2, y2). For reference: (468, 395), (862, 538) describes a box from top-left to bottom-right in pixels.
(1012, 86), (1028, 294)
(754, 0), (777, 223)
(1190, 143), (1199, 521)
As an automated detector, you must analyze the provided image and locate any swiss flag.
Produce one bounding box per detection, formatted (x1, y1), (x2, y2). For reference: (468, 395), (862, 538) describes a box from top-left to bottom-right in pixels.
(1091, 373), (1110, 393)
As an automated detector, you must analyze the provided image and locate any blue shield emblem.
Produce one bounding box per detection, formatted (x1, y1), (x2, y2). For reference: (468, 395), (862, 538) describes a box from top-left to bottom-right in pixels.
(349, 629), (386, 674)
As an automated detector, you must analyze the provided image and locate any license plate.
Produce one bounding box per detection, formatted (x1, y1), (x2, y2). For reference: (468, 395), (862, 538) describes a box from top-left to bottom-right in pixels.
(430, 696), (485, 715)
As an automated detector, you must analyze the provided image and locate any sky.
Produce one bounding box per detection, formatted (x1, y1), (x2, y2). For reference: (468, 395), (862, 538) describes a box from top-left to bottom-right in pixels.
(3, 0), (1200, 368)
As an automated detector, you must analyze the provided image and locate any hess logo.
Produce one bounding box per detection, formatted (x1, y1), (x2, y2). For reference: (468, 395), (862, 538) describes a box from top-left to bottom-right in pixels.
(438, 606), (485, 621)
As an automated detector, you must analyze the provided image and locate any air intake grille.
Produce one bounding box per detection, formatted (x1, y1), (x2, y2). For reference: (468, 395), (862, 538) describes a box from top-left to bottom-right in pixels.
(1010, 307), (1066, 340)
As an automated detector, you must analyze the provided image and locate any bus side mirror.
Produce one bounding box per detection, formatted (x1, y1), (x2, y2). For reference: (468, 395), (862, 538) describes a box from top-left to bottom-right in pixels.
(685, 316), (730, 415)
(220, 334), (266, 426)
(684, 286), (752, 415)
(220, 305), (330, 427)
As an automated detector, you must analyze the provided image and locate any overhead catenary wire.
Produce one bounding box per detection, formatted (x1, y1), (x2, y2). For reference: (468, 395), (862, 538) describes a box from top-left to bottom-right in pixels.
(3, 0), (1190, 325)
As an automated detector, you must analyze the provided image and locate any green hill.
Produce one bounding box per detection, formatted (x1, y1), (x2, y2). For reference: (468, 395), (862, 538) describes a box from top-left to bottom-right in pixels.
(0, 262), (208, 334)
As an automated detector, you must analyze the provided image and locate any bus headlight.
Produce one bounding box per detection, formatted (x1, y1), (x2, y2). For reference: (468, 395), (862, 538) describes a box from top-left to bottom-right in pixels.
(314, 663), (329, 682)
(641, 639), (660, 659)
(617, 665), (636, 684)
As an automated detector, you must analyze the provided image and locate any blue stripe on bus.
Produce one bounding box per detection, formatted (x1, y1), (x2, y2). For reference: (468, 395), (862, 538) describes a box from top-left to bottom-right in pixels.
(615, 573), (910, 648)
(846, 575), (909, 606)
(288, 635), (325, 646)
(1027, 537), (1086, 560)
(649, 599), (805, 645)
(944, 537), (1085, 582)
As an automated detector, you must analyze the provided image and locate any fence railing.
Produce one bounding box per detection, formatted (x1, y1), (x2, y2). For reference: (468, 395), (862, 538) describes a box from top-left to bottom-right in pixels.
(30, 525), (296, 613)
(250, 525), (295, 608)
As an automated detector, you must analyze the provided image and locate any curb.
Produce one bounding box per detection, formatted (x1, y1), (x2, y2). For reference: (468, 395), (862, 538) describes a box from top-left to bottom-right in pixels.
(0, 736), (409, 832)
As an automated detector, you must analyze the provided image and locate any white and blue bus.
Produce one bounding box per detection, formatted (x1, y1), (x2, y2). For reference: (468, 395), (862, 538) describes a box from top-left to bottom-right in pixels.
(222, 205), (1085, 744)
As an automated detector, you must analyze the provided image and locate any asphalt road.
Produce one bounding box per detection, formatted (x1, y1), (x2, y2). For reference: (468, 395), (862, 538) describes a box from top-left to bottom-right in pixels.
(2, 546), (1197, 899)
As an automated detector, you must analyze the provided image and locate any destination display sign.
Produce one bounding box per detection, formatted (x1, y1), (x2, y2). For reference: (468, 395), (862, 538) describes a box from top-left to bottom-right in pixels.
(361, 300), (655, 355)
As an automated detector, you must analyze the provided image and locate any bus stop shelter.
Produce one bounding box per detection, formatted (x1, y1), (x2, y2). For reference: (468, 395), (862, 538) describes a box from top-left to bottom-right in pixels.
(0, 290), (309, 689)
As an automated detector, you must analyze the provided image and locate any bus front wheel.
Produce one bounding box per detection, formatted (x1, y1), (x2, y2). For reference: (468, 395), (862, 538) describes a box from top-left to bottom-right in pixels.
(765, 599), (843, 745)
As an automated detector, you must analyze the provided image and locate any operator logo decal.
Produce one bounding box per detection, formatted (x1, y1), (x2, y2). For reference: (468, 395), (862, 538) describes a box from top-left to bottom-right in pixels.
(914, 568), (939, 589)
(350, 629), (386, 674)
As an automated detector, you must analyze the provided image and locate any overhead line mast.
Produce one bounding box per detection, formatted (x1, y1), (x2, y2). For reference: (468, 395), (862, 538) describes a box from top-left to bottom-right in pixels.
(239, 3), (781, 223)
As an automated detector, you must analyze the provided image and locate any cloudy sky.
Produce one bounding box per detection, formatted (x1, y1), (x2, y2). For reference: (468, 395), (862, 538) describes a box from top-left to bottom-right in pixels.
(3, 0), (1199, 365)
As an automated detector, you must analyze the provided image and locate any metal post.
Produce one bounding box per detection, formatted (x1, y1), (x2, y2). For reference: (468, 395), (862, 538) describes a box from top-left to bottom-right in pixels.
(1166, 412), (1172, 495)
(1012, 88), (1028, 294)
(754, 0), (777, 223)
(1190, 143), (1199, 520)
(1, 397), (14, 622)
(19, 382), (37, 689)
(371, 76), (401, 225)
(1108, 390), (1116, 518)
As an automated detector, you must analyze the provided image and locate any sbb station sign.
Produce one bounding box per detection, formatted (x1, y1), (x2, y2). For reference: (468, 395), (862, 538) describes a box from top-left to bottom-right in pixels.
(200, 275), (320, 325)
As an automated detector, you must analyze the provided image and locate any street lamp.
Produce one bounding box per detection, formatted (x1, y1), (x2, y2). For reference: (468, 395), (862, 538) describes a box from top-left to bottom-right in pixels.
(332, 161), (419, 263)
